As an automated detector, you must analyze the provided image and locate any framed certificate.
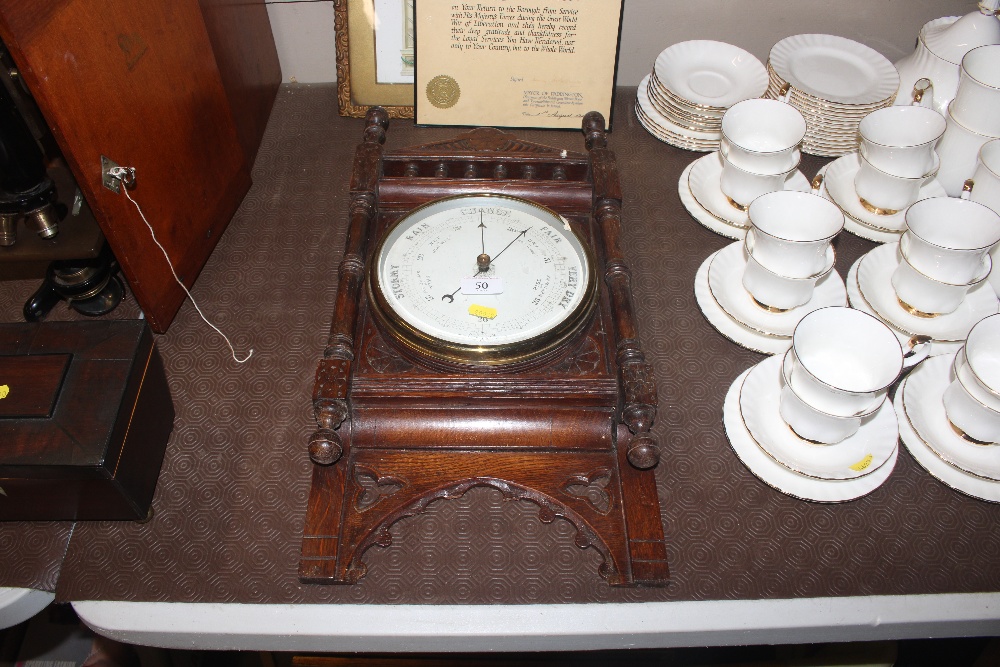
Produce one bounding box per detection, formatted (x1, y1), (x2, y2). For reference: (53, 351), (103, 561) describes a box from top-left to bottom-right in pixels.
(414, 0), (624, 129)
(336, 0), (415, 118)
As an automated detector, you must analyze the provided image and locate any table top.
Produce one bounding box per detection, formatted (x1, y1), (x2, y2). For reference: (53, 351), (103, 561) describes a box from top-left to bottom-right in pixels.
(2, 85), (1000, 646)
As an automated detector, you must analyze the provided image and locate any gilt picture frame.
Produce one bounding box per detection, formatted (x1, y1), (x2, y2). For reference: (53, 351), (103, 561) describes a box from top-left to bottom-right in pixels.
(335, 0), (415, 118)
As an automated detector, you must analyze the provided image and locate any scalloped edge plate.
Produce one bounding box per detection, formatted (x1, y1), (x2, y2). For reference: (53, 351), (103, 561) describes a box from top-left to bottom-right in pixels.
(770, 34), (899, 105)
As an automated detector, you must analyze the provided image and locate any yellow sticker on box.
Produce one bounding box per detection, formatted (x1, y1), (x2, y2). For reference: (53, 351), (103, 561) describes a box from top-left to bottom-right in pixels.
(468, 304), (497, 319)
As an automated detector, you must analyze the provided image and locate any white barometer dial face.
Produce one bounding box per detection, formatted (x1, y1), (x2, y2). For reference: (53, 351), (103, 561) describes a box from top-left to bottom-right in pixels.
(370, 194), (596, 359)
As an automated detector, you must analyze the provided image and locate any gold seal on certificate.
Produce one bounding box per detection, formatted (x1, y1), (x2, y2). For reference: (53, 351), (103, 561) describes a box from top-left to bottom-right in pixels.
(426, 75), (461, 109)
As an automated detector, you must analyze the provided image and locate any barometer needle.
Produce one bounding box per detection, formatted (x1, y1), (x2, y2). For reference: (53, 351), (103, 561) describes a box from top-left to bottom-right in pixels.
(491, 228), (530, 263)
(442, 264), (486, 303)
(479, 212), (486, 255)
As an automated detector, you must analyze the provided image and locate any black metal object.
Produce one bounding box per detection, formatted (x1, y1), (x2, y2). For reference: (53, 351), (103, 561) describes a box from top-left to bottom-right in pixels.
(0, 37), (123, 320)
(0, 65), (60, 247)
(24, 243), (124, 320)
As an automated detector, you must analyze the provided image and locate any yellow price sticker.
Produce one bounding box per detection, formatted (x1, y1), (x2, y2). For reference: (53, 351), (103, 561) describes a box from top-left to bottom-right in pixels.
(468, 304), (497, 320)
(0, 385), (9, 400)
(849, 454), (874, 472)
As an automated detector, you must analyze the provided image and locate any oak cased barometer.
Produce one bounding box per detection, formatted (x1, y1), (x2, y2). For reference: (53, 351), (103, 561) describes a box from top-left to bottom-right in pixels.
(301, 108), (668, 586)
(367, 193), (598, 368)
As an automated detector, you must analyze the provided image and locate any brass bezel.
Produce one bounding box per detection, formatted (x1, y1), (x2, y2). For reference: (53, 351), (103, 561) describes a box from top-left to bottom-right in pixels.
(366, 194), (599, 368)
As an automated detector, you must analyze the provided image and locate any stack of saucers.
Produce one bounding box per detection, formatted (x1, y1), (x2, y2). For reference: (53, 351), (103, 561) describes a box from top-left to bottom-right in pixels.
(636, 40), (767, 152)
(764, 34), (899, 157)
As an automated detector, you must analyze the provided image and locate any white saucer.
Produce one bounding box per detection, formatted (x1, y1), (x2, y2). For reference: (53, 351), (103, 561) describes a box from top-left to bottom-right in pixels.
(694, 250), (792, 355)
(688, 152), (812, 229)
(822, 153), (947, 235)
(708, 240), (847, 337)
(637, 75), (721, 151)
(769, 34), (898, 106)
(901, 354), (1000, 481)
(842, 213), (904, 244)
(740, 355), (898, 480)
(724, 365), (898, 502)
(654, 40), (768, 109)
(896, 371), (1000, 503)
(636, 102), (719, 152)
(814, 163), (902, 244)
(679, 162), (747, 240)
(846, 256), (962, 357)
(856, 243), (1000, 342)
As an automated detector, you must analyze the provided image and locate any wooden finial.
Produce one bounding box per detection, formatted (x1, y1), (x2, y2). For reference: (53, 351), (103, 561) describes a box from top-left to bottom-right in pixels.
(582, 111), (607, 150)
(363, 106), (389, 144)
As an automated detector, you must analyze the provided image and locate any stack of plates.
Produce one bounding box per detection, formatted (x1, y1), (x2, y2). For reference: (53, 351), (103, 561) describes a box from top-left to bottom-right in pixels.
(636, 40), (767, 152)
(764, 34), (899, 157)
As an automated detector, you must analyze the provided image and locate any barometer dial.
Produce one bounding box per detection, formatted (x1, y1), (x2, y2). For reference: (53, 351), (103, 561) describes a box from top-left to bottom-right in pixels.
(367, 193), (597, 365)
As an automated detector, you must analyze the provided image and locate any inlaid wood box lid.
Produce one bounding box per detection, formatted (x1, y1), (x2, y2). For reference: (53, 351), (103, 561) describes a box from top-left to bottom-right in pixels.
(0, 354), (70, 419)
(0, 320), (174, 521)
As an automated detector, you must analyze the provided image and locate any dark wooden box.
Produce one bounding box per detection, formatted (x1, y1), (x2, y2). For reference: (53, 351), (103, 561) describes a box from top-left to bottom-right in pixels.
(0, 320), (174, 520)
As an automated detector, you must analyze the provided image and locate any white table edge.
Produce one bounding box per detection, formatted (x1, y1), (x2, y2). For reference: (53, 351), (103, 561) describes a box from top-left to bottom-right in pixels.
(0, 587), (55, 630)
(73, 593), (1000, 652)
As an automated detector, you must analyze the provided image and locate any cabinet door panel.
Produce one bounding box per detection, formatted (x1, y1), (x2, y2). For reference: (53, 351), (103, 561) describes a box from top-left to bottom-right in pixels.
(0, 0), (250, 332)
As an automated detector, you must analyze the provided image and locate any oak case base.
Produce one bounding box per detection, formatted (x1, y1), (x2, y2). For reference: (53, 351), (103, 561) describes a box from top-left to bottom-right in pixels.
(300, 423), (668, 587)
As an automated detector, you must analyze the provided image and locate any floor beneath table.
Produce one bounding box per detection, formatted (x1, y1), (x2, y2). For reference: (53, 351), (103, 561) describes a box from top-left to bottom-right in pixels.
(4, 607), (1000, 666)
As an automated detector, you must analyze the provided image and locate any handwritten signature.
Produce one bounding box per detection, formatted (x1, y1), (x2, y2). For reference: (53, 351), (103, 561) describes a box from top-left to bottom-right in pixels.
(521, 110), (581, 119)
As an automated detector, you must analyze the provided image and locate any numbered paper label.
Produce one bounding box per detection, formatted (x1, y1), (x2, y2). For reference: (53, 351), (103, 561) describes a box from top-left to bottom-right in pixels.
(461, 277), (504, 295)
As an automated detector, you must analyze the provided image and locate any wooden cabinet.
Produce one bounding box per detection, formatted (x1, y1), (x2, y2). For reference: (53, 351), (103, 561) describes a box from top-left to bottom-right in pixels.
(0, 320), (174, 520)
(0, 0), (281, 332)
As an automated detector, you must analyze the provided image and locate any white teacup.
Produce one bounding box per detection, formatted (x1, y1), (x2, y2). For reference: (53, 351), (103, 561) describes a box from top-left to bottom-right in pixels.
(942, 314), (1000, 445)
(743, 243), (833, 313)
(964, 313), (1000, 410)
(778, 350), (873, 444)
(965, 138), (1000, 218)
(786, 307), (907, 418)
(951, 45), (1000, 138)
(746, 191), (843, 279)
(742, 234), (833, 311)
(720, 99), (805, 175)
(944, 346), (1000, 446)
(854, 150), (937, 215)
(944, 380), (1000, 445)
(719, 150), (796, 210)
(902, 196), (1000, 284)
(936, 102), (996, 197)
(891, 242), (991, 317)
(858, 106), (946, 178)
(974, 141), (1000, 295)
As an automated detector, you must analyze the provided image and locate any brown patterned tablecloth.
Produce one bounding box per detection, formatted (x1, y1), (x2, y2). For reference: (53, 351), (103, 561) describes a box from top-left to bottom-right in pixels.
(2, 85), (999, 604)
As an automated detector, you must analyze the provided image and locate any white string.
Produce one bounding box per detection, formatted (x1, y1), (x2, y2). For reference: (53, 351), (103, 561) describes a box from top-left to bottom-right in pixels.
(111, 169), (253, 363)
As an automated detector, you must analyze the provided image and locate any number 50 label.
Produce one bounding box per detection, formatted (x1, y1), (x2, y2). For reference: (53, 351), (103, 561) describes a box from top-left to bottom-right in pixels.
(461, 277), (504, 295)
